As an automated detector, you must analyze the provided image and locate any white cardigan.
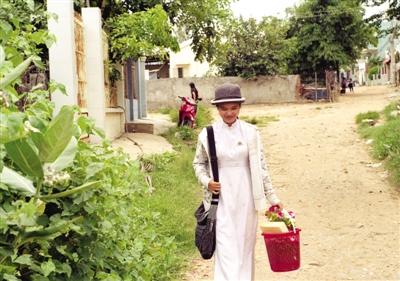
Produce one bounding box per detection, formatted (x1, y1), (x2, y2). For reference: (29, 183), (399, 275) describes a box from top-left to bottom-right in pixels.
(193, 120), (280, 212)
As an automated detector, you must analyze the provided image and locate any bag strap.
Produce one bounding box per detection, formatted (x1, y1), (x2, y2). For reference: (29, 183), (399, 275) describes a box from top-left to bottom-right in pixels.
(206, 126), (219, 202)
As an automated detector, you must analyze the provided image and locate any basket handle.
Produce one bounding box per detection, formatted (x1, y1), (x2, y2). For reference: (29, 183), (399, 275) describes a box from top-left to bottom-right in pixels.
(281, 209), (296, 233)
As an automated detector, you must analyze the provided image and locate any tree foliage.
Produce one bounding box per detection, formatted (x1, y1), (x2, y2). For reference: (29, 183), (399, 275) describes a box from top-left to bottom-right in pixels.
(286, 0), (378, 74)
(213, 16), (297, 79)
(362, 0), (400, 25)
(105, 5), (179, 62)
(0, 0), (56, 68)
(77, 0), (232, 63)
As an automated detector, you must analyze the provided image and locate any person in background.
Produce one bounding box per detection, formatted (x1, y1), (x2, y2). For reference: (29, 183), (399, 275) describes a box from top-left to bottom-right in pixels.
(189, 82), (199, 113)
(348, 78), (354, 92)
(341, 78), (347, 94)
(193, 83), (284, 280)
(190, 82), (199, 101)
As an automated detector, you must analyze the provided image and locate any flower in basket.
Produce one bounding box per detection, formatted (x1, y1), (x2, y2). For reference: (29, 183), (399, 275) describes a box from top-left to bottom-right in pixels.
(265, 206), (296, 231)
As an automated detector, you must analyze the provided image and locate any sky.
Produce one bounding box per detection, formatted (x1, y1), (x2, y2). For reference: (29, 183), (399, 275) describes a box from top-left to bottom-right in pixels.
(230, 0), (389, 20)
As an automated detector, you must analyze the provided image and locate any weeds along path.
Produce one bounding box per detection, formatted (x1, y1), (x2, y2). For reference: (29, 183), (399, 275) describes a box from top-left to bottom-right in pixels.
(185, 85), (400, 281)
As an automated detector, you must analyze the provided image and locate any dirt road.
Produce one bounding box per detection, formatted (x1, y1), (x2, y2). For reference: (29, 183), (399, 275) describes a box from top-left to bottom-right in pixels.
(184, 85), (400, 281)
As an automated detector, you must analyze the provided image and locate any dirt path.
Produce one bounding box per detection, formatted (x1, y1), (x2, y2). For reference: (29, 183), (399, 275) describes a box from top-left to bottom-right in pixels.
(184, 85), (400, 281)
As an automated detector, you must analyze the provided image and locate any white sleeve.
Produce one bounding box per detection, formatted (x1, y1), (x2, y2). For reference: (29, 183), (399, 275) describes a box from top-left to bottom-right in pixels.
(193, 136), (212, 190)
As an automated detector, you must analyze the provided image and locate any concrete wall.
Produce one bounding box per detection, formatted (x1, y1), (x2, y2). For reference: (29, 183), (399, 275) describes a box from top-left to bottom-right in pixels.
(146, 75), (299, 110)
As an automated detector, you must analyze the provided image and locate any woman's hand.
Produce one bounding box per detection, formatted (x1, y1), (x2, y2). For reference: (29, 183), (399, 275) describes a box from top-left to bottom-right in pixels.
(274, 202), (283, 212)
(208, 180), (221, 194)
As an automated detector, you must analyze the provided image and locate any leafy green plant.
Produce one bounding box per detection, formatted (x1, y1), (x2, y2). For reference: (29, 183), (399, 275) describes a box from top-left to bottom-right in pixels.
(0, 0), (56, 70)
(1, 53), (179, 280)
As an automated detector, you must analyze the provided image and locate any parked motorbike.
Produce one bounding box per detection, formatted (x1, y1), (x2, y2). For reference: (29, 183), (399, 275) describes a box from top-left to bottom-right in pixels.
(177, 96), (202, 128)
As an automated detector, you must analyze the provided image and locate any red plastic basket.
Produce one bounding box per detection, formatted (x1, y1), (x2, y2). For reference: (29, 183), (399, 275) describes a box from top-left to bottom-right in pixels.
(261, 228), (301, 272)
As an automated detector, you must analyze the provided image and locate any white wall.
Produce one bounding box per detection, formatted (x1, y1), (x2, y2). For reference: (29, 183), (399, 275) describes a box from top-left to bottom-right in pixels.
(105, 110), (125, 139)
(48, 3), (125, 142)
(82, 8), (107, 144)
(169, 40), (211, 78)
(47, 0), (78, 115)
(356, 59), (366, 85)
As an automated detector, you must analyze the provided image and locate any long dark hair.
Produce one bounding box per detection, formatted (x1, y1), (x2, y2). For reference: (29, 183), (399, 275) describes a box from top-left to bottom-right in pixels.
(190, 82), (198, 100)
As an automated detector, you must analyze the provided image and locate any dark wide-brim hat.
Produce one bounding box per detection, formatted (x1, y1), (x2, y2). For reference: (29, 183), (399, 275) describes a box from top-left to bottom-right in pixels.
(211, 83), (245, 105)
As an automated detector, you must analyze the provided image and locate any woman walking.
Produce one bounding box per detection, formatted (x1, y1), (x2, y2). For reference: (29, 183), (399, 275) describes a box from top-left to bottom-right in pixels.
(193, 83), (283, 280)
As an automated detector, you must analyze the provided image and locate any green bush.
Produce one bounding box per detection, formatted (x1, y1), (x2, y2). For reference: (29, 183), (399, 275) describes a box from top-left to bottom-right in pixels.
(0, 98), (179, 280)
(0, 56), (179, 280)
(368, 65), (380, 80)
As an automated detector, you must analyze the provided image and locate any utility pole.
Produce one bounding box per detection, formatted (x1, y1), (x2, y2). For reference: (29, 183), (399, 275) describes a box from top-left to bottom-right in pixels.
(389, 20), (396, 85)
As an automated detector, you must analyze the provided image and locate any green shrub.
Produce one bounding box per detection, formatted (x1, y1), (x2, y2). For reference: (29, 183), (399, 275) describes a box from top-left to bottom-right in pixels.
(1, 99), (179, 280)
(0, 62), (179, 280)
(368, 66), (380, 80)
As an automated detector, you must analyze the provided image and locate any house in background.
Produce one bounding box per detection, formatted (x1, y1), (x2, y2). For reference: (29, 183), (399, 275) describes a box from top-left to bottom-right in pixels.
(169, 40), (211, 78)
(145, 58), (170, 80)
(356, 21), (399, 85)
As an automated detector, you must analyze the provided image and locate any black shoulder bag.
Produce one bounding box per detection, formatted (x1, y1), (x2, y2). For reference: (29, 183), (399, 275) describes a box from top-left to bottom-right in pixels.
(194, 125), (219, 260)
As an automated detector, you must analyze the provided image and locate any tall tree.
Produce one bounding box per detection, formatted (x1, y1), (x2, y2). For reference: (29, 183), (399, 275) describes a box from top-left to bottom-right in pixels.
(213, 16), (297, 79)
(286, 0), (377, 75)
